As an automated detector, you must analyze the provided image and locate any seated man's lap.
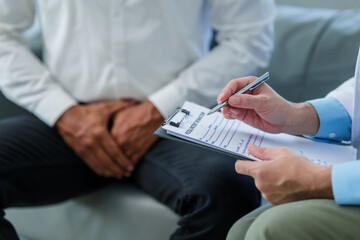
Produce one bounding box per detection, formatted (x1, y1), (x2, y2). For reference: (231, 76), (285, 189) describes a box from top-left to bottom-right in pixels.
(132, 138), (260, 239)
(0, 115), (261, 239)
(228, 199), (360, 240)
(0, 115), (110, 208)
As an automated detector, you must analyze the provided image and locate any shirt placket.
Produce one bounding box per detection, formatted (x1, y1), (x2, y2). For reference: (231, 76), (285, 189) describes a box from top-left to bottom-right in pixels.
(111, 0), (129, 96)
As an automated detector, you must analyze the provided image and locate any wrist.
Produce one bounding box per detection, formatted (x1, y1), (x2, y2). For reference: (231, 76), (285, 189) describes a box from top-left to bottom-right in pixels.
(143, 100), (165, 125)
(54, 104), (81, 129)
(311, 166), (334, 199)
(284, 102), (319, 135)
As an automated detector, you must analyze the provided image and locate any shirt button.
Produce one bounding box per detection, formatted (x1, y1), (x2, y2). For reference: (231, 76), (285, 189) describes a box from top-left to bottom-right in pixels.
(329, 133), (336, 138)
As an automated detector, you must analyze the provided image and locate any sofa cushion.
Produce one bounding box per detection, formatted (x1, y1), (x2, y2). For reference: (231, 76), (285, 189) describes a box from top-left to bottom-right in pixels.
(6, 183), (179, 240)
(268, 6), (360, 102)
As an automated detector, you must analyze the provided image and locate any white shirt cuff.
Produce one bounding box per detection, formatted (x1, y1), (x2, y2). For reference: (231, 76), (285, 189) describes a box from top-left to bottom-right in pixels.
(148, 83), (185, 119)
(33, 87), (77, 126)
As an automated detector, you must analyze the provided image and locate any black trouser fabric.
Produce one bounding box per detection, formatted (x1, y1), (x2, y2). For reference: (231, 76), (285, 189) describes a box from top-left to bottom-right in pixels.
(0, 115), (260, 240)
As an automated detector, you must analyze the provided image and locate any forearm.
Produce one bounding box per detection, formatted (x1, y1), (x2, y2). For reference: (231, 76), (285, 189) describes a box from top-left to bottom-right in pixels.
(150, 0), (275, 118)
(0, 1), (77, 126)
(0, 42), (77, 126)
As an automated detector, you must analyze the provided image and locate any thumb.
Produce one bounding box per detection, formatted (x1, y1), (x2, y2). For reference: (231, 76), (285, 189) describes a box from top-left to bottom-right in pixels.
(248, 144), (275, 161)
(228, 94), (266, 110)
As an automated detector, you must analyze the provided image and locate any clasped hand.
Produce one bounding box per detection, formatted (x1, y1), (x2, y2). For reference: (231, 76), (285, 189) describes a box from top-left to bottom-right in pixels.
(55, 100), (163, 179)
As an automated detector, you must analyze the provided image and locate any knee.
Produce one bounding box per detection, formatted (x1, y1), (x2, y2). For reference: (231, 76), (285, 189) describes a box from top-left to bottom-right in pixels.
(245, 203), (306, 240)
(194, 160), (260, 212)
(226, 218), (251, 240)
(179, 163), (260, 221)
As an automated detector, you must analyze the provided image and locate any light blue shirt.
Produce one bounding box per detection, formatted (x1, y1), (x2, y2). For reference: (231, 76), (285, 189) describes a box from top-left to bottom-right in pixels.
(309, 97), (360, 205)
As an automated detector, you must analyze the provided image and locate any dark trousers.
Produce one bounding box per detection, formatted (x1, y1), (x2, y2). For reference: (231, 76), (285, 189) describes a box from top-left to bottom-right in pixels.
(0, 115), (260, 240)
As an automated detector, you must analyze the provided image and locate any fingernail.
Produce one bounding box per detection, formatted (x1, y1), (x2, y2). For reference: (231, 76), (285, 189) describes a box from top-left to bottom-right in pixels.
(229, 108), (236, 114)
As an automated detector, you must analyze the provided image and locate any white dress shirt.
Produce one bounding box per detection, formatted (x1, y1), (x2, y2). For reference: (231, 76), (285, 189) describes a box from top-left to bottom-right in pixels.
(0, 0), (275, 126)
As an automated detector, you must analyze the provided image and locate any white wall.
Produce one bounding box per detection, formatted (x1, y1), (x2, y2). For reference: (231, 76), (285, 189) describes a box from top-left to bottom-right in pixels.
(275, 0), (360, 9)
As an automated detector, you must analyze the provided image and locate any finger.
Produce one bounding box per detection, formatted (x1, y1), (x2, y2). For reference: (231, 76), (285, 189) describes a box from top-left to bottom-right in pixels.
(234, 159), (259, 177)
(218, 77), (257, 104)
(82, 150), (116, 178)
(100, 132), (134, 172)
(228, 94), (268, 110)
(105, 100), (136, 116)
(93, 143), (126, 178)
(228, 107), (241, 116)
(247, 144), (276, 161)
(222, 106), (239, 119)
(217, 88), (232, 104)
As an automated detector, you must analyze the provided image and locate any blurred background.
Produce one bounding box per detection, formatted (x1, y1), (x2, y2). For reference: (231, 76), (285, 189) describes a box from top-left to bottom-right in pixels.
(276, 0), (360, 8)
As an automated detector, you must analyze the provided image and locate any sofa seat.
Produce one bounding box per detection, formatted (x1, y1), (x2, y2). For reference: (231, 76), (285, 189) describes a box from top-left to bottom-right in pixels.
(6, 183), (179, 240)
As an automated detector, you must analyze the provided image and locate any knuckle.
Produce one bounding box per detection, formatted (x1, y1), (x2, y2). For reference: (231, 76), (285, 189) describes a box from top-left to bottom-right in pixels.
(258, 95), (269, 105)
(252, 167), (264, 179)
(109, 149), (120, 159)
(116, 137), (126, 146)
(229, 79), (239, 85)
(92, 127), (104, 139)
(255, 182), (264, 192)
(278, 147), (290, 155)
(257, 147), (266, 155)
(83, 137), (95, 147)
(110, 128), (117, 137)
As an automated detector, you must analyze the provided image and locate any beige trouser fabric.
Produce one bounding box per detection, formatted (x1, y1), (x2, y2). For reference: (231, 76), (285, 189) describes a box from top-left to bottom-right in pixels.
(227, 199), (360, 240)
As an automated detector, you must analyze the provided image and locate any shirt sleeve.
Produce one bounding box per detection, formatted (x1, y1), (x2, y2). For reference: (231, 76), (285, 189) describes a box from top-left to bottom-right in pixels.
(309, 97), (359, 205)
(307, 97), (351, 142)
(0, 0), (77, 126)
(149, 0), (276, 118)
(332, 161), (360, 205)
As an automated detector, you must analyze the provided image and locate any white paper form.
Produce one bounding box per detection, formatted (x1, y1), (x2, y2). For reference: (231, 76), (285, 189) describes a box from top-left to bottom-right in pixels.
(162, 101), (357, 166)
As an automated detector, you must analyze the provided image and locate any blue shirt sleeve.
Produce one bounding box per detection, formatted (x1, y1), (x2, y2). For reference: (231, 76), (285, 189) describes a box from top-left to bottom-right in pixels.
(308, 98), (359, 205)
(332, 161), (360, 205)
(307, 97), (351, 142)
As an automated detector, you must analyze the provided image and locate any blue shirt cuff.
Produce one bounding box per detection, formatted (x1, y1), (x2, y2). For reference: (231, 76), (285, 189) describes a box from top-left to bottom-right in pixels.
(332, 161), (360, 205)
(307, 98), (351, 142)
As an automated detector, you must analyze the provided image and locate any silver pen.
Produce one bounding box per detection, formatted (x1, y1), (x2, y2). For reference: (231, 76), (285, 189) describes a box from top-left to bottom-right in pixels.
(207, 72), (270, 115)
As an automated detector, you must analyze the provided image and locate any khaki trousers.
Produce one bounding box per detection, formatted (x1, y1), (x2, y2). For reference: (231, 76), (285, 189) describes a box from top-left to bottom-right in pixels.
(227, 199), (360, 240)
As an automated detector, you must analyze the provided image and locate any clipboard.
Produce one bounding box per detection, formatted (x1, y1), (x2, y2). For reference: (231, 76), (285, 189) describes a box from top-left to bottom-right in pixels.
(154, 101), (357, 166)
(154, 107), (252, 160)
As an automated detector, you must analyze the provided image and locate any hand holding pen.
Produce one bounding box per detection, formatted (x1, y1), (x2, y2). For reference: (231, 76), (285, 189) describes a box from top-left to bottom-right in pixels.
(212, 72), (319, 136)
(207, 72), (270, 115)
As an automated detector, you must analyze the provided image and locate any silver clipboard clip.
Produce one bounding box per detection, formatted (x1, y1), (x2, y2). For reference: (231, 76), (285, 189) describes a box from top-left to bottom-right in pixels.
(162, 108), (190, 128)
